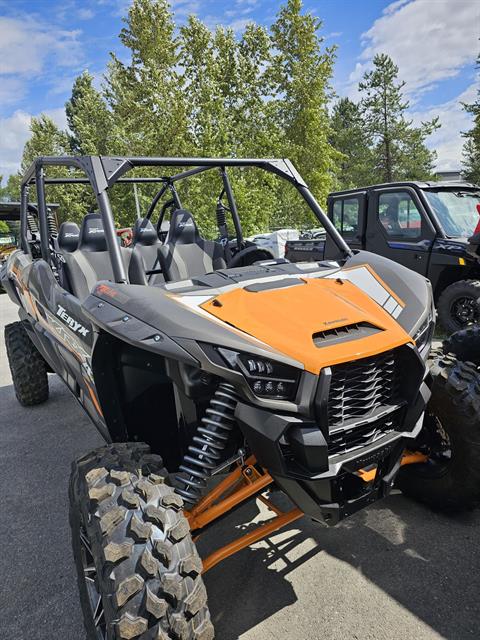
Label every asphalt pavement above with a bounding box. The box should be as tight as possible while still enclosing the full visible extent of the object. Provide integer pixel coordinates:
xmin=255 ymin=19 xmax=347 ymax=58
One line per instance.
xmin=1 ymin=293 xmax=479 ymax=640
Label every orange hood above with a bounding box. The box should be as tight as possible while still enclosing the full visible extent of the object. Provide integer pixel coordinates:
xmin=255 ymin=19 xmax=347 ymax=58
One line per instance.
xmin=201 ymin=277 xmax=412 ymax=374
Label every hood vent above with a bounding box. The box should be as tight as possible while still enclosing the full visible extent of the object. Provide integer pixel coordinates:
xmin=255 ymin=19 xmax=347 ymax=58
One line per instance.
xmin=313 ymin=322 xmax=381 ymax=348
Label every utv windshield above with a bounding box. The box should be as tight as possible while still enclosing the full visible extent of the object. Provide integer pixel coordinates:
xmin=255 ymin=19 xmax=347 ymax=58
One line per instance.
xmin=423 ymin=189 xmax=480 ymax=238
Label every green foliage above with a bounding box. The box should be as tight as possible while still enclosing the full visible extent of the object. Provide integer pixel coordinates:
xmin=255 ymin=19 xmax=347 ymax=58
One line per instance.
xmin=330 ymin=97 xmax=375 ymax=189
xmin=66 ymin=71 xmax=112 ymax=155
xmin=0 ymin=220 xmax=9 ymax=232
xmin=270 ymin=0 xmax=340 ymax=209
xmin=9 ymin=1 xmax=449 ymax=235
xmin=462 ymin=55 xmax=480 ymax=184
xmin=11 ymin=115 xmax=94 ymax=224
xmin=0 ymin=175 xmax=14 ymax=202
xmin=359 ymin=54 xmax=439 ymax=183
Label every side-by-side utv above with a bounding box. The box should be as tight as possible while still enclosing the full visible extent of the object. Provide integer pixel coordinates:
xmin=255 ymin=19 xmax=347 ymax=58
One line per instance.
xmin=2 ymin=156 xmax=480 ymax=640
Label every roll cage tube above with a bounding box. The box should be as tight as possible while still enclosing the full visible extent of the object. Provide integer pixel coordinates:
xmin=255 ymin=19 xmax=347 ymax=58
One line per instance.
xmin=34 ymin=165 xmax=51 ymax=265
xmin=20 ymin=156 xmax=352 ymax=285
xmin=20 ymin=184 xmax=30 ymax=255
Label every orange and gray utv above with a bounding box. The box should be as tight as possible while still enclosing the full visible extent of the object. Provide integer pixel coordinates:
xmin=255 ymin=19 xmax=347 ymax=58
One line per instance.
xmin=2 ymin=156 xmax=480 ymax=640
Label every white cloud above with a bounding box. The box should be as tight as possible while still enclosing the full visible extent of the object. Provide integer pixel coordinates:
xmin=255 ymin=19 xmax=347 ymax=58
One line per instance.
xmin=0 ymin=77 xmax=27 ymax=108
xmin=350 ymin=0 xmax=479 ymax=95
xmin=0 ymin=108 xmax=67 ymax=180
xmin=0 ymin=17 xmax=82 ymax=76
xmin=411 ymin=82 xmax=477 ymax=171
xmin=78 ymin=8 xmax=95 ymax=20
xmin=345 ymin=0 xmax=479 ymax=172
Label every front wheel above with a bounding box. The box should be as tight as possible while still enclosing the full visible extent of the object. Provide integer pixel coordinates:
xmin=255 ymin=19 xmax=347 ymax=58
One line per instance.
xmin=397 ymin=354 xmax=480 ymax=510
xmin=437 ymin=279 xmax=480 ymax=334
xmin=69 ymin=442 xmax=214 ymax=640
xmin=5 ymin=320 xmax=49 ymax=406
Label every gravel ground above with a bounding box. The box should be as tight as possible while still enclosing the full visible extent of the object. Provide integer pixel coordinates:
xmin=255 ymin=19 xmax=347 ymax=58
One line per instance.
xmin=1 ymin=293 xmax=479 ymax=640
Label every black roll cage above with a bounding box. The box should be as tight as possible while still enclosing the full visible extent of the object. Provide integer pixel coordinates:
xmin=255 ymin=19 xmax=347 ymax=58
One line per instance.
xmin=21 ymin=156 xmax=352 ymax=283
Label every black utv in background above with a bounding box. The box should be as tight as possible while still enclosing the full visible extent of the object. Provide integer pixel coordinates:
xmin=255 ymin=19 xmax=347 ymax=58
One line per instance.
xmin=285 ymin=181 xmax=480 ymax=333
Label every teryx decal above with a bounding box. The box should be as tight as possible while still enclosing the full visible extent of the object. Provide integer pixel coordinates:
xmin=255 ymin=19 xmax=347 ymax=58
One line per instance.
xmin=56 ymin=305 xmax=90 ymax=336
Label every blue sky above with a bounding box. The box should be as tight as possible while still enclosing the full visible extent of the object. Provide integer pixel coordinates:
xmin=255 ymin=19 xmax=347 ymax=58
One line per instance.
xmin=0 ymin=0 xmax=478 ymax=180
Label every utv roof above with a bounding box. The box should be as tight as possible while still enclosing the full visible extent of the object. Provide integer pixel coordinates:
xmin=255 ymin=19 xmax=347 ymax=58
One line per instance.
xmin=21 ymin=156 xmax=308 ymax=194
xmin=329 ymin=181 xmax=479 ymax=197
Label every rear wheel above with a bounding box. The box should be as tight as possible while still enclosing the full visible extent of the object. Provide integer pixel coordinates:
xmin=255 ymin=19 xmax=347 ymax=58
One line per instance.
xmin=397 ymin=354 xmax=480 ymax=510
xmin=4 ymin=320 xmax=49 ymax=406
xmin=69 ymin=442 xmax=214 ymax=640
xmin=437 ymin=279 xmax=480 ymax=334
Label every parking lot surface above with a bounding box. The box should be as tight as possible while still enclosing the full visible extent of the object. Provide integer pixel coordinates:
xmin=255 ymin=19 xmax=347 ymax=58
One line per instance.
xmin=1 ymin=294 xmax=480 ymax=640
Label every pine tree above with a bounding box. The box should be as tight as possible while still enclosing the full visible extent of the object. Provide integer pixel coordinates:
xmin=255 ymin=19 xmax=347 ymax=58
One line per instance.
xmin=359 ymin=53 xmax=439 ymax=182
xmin=330 ymin=97 xmax=374 ymax=189
xmin=462 ymin=55 xmax=480 ymax=184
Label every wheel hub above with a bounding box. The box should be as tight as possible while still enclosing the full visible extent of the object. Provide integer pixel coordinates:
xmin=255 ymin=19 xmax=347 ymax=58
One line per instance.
xmin=79 ymin=524 xmax=106 ymax=640
xmin=451 ymin=296 xmax=479 ymax=326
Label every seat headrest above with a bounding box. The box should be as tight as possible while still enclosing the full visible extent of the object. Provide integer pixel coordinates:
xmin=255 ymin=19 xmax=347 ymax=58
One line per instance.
xmin=167 ymin=209 xmax=201 ymax=245
xmin=133 ymin=218 xmax=158 ymax=246
xmin=58 ymin=221 xmax=80 ymax=253
xmin=79 ymin=213 xmax=107 ymax=251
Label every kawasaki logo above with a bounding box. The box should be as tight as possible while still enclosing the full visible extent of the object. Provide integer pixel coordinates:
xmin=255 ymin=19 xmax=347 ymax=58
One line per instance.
xmin=56 ymin=305 xmax=90 ymax=336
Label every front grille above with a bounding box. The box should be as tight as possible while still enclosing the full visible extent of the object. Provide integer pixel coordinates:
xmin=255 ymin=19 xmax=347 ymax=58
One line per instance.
xmin=323 ymin=349 xmax=408 ymax=457
xmin=329 ymin=413 xmax=399 ymax=456
xmin=327 ymin=349 xmax=402 ymax=428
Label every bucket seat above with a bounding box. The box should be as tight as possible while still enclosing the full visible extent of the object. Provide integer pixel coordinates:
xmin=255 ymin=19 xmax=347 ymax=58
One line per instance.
xmin=62 ymin=213 xmax=146 ymax=300
xmin=158 ymin=209 xmax=226 ymax=282
xmin=131 ymin=218 xmax=164 ymax=285
xmin=57 ymin=221 xmax=80 ymax=253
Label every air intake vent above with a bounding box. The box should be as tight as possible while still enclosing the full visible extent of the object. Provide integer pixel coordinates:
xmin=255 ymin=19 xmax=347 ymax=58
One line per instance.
xmin=313 ymin=322 xmax=381 ymax=348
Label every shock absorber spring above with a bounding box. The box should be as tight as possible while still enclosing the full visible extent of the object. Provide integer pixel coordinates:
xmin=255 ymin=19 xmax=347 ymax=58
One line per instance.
xmin=175 ymin=382 xmax=238 ymax=505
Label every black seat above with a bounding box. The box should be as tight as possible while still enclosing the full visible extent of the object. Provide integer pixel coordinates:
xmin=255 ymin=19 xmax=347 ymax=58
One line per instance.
xmin=158 ymin=209 xmax=226 ymax=282
xmin=58 ymin=221 xmax=80 ymax=253
xmin=63 ymin=213 xmax=146 ymax=300
xmin=131 ymin=218 xmax=164 ymax=285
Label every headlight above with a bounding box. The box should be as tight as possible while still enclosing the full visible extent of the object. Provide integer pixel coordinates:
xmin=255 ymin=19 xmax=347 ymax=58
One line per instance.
xmin=412 ymin=304 xmax=435 ymax=352
xmin=216 ymin=347 xmax=301 ymax=401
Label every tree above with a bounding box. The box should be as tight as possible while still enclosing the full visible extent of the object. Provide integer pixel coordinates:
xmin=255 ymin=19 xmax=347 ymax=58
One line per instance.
xmin=270 ymin=0 xmax=340 ymax=222
xmin=12 ymin=0 xmax=345 ymax=234
xmin=11 ymin=115 xmax=92 ymax=223
xmin=66 ymin=71 xmax=112 ymax=155
xmin=462 ymin=55 xmax=480 ymax=184
xmin=330 ymin=97 xmax=374 ymax=189
xmin=177 ymin=17 xmax=280 ymax=236
xmin=105 ymin=0 xmax=187 ymax=157
xmin=359 ymin=53 xmax=439 ymax=182
xmin=0 ymin=175 xmax=14 ymax=202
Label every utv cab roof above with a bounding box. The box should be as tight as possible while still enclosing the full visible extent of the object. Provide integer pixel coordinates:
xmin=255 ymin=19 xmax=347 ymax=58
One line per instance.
xmin=329 ymin=181 xmax=479 ymax=197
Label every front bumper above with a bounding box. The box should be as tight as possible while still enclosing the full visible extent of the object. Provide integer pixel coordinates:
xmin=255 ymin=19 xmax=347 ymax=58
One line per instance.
xmin=235 ymin=373 xmax=431 ymax=526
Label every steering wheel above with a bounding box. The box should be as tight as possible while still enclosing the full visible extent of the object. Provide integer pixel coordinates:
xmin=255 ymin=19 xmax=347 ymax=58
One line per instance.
xmin=155 ymin=199 xmax=175 ymax=242
xmin=227 ymin=244 xmax=275 ymax=268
